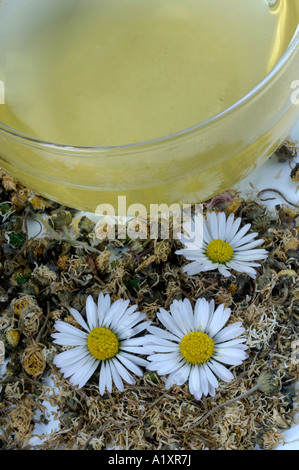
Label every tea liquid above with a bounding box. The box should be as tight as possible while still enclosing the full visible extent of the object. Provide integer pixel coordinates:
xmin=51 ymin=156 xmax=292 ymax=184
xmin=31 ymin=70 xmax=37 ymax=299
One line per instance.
xmin=0 ymin=0 xmax=298 ymax=146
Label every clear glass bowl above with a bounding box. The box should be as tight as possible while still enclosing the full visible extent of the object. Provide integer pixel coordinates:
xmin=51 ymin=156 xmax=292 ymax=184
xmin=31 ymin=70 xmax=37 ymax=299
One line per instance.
xmin=0 ymin=20 xmax=299 ymax=213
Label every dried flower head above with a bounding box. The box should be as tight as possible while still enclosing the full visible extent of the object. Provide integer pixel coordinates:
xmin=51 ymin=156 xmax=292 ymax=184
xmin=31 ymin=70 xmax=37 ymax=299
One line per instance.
xmin=8 ymin=398 xmax=34 ymax=441
xmin=18 ymin=305 xmax=43 ymax=337
xmin=5 ymin=329 xmax=20 ymax=348
xmin=256 ymin=371 xmax=280 ymax=395
xmin=11 ymin=295 xmax=38 ymax=317
xmin=22 ymin=344 xmax=46 ymax=378
xmin=95 ymin=250 xmax=111 ymax=273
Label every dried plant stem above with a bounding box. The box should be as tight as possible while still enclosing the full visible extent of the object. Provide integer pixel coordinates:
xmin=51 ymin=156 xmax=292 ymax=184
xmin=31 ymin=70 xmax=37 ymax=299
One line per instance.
xmin=256 ymin=189 xmax=299 ymax=208
xmin=181 ymin=384 xmax=259 ymax=431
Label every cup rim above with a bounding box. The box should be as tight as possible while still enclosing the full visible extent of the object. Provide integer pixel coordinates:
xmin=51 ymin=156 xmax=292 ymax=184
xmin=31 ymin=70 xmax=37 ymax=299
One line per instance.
xmin=1 ymin=25 xmax=299 ymax=152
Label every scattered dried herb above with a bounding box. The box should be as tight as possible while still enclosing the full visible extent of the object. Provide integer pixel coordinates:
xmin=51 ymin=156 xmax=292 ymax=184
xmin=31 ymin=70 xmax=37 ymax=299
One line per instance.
xmin=0 ymin=144 xmax=299 ymax=450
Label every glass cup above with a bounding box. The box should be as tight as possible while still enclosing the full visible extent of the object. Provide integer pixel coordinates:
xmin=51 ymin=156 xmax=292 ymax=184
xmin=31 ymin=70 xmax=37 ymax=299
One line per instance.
xmin=0 ymin=5 xmax=299 ymax=214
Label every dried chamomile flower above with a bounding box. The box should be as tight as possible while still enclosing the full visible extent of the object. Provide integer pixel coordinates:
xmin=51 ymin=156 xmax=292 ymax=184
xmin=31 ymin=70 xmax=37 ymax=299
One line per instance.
xmin=145 ymin=297 xmax=248 ymax=401
xmin=176 ymin=211 xmax=268 ymax=278
xmin=5 ymin=329 xmax=20 ymax=348
xmin=95 ymin=250 xmax=111 ymax=273
xmin=22 ymin=344 xmax=46 ymax=378
xmin=11 ymin=295 xmax=38 ymax=317
xmin=52 ymin=293 xmax=151 ymax=395
xmin=256 ymin=371 xmax=280 ymax=394
xmin=19 ymin=305 xmax=43 ymax=337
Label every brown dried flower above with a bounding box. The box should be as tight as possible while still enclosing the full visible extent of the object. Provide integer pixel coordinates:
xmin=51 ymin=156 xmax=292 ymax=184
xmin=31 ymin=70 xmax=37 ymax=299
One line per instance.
xmin=8 ymin=398 xmax=34 ymax=441
xmin=95 ymin=250 xmax=111 ymax=273
xmin=5 ymin=329 xmax=20 ymax=348
xmin=22 ymin=343 xmax=46 ymax=378
xmin=11 ymin=295 xmax=38 ymax=317
xmin=18 ymin=304 xmax=43 ymax=337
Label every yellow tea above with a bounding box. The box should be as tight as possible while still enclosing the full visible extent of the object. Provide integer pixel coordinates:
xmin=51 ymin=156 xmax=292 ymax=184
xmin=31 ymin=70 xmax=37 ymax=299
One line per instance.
xmin=0 ymin=0 xmax=298 ymax=146
xmin=0 ymin=0 xmax=299 ymax=213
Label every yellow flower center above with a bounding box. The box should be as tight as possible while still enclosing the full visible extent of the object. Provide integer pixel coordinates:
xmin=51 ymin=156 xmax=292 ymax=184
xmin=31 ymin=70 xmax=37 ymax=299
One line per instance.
xmin=179 ymin=331 xmax=214 ymax=365
xmin=87 ymin=327 xmax=119 ymax=361
xmin=206 ymin=239 xmax=233 ymax=264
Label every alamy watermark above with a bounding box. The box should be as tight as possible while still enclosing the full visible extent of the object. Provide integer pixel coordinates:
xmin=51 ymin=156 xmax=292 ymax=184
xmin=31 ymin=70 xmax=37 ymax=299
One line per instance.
xmin=0 ymin=80 xmax=4 ymax=104
xmin=291 ymin=80 xmax=299 ymax=105
xmin=291 ymin=340 xmax=299 ymax=365
xmin=94 ymin=197 xmax=204 ymax=246
xmin=0 ymin=340 xmax=4 ymax=365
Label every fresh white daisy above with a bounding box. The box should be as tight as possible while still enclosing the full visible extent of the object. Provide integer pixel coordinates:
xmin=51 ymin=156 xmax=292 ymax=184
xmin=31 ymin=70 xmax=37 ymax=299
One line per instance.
xmin=176 ymin=211 xmax=268 ymax=278
xmin=52 ymin=293 xmax=150 ymax=395
xmin=146 ymin=298 xmax=248 ymax=400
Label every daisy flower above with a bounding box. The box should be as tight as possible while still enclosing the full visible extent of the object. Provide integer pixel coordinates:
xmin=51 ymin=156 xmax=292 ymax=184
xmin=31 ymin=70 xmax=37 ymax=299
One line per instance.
xmin=52 ymin=293 xmax=150 ymax=395
xmin=176 ymin=211 xmax=267 ymax=278
xmin=146 ymin=298 xmax=248 ymax=400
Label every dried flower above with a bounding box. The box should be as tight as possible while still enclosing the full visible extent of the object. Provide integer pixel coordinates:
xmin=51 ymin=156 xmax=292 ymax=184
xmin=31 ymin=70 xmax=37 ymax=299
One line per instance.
xmin=32 ymin=264 xmax=57 ymax=285
xmin=18 ymin=305 xmax=43 ymax=337
xmin=11 ymin=295 xmax=38 ymax=317
xmin=10 ymin=267 xmax=32 ymax=286
xmin=5 ymin=231 xmax=26 ymax=248
xmin=256 ymin=371 xmax=280 ymax=394
xmin=73 ymin=216 xmax=95 ymax=235
xmin=50 ymin=210 xmax=73 ymax=230
xmin=8 ymin=398 xmax=34 ymax=441
xmin=145 ymin=298 xmax=248 ymax=400
xmin=5 ymin=329 xmax=20 ymax=348
xmin=290 ymin=163 xmax=299 ymax=183
xmin=22 ymin=344 xmax=46 ymax=378
xmin=95 ymin=250 xmax=111 ymax=273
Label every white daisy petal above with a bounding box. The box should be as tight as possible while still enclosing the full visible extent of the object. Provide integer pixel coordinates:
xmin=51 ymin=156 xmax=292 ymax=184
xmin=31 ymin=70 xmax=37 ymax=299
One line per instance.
xmin=189 ymin=366 xmax=200 ymax=395
xmin=166 ymin=363 xmax=191 ymax=388
xmin=194 ymin=298 xmax=210 ymax=332
xmin=213 ymin=322 xmax=245 ymax=343
xmin=229 ymin=223 xmax=251 ymax=245
xmin=61 ymin=355 xmax=96 ymax=378
xmin=71 ymin=359 xmax=99 ymax=388
xmin=54 ymin=346 xmax=90 ymax=367
xmin=157 ymin=308 xmax=185 ymax=337
xmin=53 ymin=321 xmax=88 ymax=339
xmin=214 ymin=351 xmax=247 ymax=366
xmin=198 ymin=365 xmax=209 ymax=396
xmin=206 ymin=305 xmax=231 ymax=338
xmin=203 ymin=363 xmax=219 ymax=389
xmin=109 ymin=360 xmax=124 ymax=392
xmin=217 ymin=212 xmax=227 ymax=239
xmin=105 ymin=361 xmax=113 ymax=393
xmin=231 ymin=233 xmax=260 ymax=248
xmin=86 ymin=295 xmax=98 ymax=329
xmin=223 ymin=213 xmax=235 ymax=240
xmin=225 ymin=216 xmax=242 ymax=242
xmin=97 ymin=292 xmax=111 ymax=324
xmin=112 ymin=358 xmax=135 ymax=385
xmin=69 ymin=308 xmax=90 ymax=332
xmin=52 ymin=333 xmax=87 ymax=347
xmin=147 ymin=351 xmax=182 ymax=363
xmin=117 ymin=353 xmax=144 ymax=376
xmin=147 ymin=325 xmax=179 ymax=342
xmin=118 ymin=351 xmax=149 ymax=367
xmin=99 ymin=362 xmax=108 ymax=395
xmin=208 ymin=359 xmax=234 ymax=382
